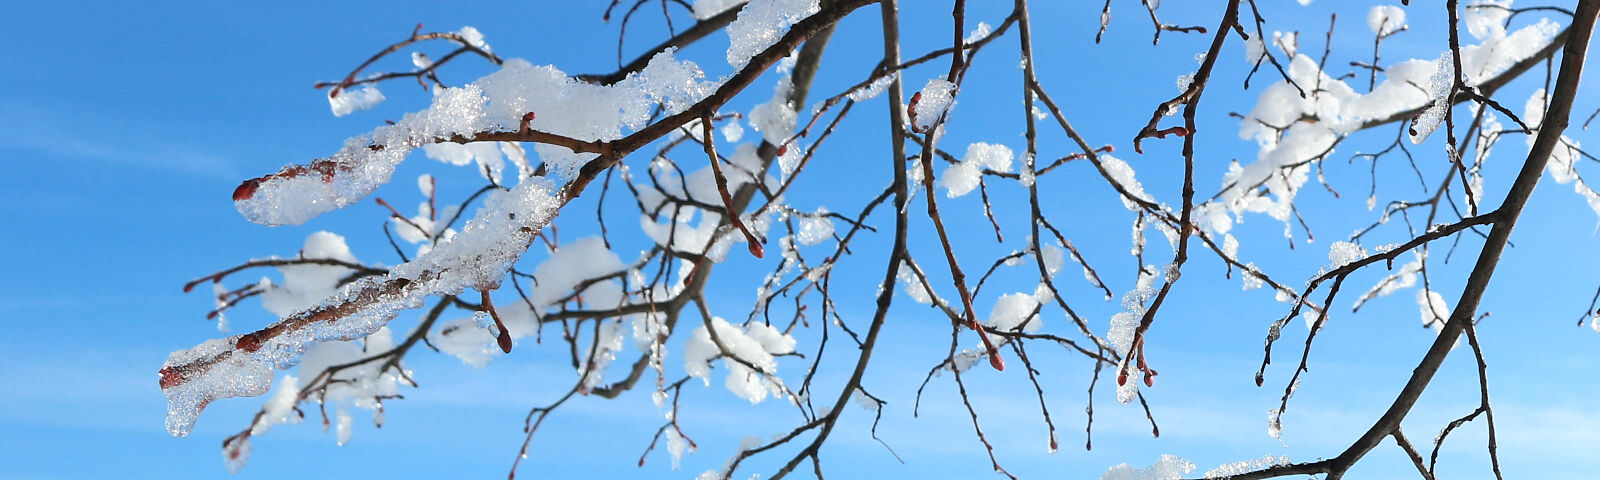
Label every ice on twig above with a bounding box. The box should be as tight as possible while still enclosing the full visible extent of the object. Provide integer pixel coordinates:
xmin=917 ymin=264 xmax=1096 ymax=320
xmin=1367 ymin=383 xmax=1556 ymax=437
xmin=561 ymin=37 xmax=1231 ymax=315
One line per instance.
xmin=329 ymin=85 xmax=384 ymax=117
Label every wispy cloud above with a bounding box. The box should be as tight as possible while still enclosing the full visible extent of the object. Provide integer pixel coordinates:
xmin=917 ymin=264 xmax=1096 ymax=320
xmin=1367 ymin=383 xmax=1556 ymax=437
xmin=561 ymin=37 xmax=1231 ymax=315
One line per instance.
xmin=0 ymin=100 xmax=241 ymax=180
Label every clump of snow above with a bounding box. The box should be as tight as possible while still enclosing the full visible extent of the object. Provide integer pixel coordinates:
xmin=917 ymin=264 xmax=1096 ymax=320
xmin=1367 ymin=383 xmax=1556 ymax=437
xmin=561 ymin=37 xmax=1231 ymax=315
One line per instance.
xmin=940 ymin=142 xmax=1013 ymax=197
xmin=1418 ymin=289 xmax=1450 ymax=333
xmin=1327 ymin=241 xmax=1366 ymax=268
xmin=721 ymin=120 xmax=745 ymax=142
xmin=692 ymin=0 xmax=743 ymax=19
xmin=457 ymin=26 xmax=490 ymax=53
xmin=912 ymin=79 xmax=957 ymax=131
xmin=329 ymin=85 xmax=385 ymax=117
xmin=795 ymin=210 xmax=834 ymax=246
xmin=750 ymin=77 xmax=797 ymax=146
xmin=250 ymin=374 xmax=302 ymax=435
xmin=724 ymin=0 xmax=820 ymax=69
xmin=1524 ymin=89 xmax=1600 ymax=219
xmin=984 ymin=292 xmax=1042 ymax=346
xmin=964 ymin=22 xmax=993 ymax=44
xmin=1226 ymin=15 xmax=1561 ymax=232
xmin=423 ymin=141 xmax=505 ymax=184
xmin=1243 ymin=35 xmax=1266 ymax=65
xmin=431 ymin=317 xmax=502 ymax=367
xmin=1367 ymin=5 xmax=1406 ymax=36
xmin=682 ymin=317 xmax=795 ymax=403
xmin=895 ymin=264 xmax=937 ymax=305
xmin=1101 ymin=454 xmax=1195 ymax=480
xmin=1101 ymin=154 xmax=1153 ymax=210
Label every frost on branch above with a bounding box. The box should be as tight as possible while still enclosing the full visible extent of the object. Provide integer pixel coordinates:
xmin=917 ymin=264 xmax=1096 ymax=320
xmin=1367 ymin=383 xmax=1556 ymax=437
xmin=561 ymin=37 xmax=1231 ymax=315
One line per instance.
xmin=1100 ymin=454 xmax=1195 ymax=480
xmin=235 ymin=52 xmax=713 ymax=226
xmin=163 ymin=177 xmax=562 ymax=437
xmin=1201 ymin=455 xmax=1290 ymax=479
xmin=1525 ymin=89 xmax=1600 ymax=219
xmin=1228 ymin=16 xmax=1560 ymax=226
xmin=724 ymin=0 xmax=820 ymax=69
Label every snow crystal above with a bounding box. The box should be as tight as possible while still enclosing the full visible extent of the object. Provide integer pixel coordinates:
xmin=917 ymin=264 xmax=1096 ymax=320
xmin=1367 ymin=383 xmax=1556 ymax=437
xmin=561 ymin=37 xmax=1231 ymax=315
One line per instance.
xmin=1366 ymin=5 xmax=1406 ymax=36
xmin=795 ymin=210 xmax=834 ymax=246
xmin=1242 ymin=262 xmax=1264 ymax=291
xmin=1204 ymin=455 xmax=1290 ymax=479
xmin=1327 ymin=241 xmax=1366 ymax=268
xmin=912 ymin=79 xmax=957 ymax=131
xmin=1101 ymin=454 xmax=1195 ymax=480
xmin=411 ymin=52 xmax=432 ymax=70
xmin=724 ymin=0 xmax=820 ymax=69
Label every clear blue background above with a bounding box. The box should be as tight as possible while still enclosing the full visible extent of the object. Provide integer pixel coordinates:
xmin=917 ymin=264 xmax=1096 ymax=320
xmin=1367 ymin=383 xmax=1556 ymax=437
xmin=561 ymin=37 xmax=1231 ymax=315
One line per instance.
xmin=2 ymin=1 xmax=1597 ymax=479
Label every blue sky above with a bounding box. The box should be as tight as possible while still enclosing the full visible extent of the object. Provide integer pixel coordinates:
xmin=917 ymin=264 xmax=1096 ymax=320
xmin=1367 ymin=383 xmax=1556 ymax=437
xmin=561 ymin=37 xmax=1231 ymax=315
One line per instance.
xmin=3 ymin=1 xmax=1598 ymax=479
